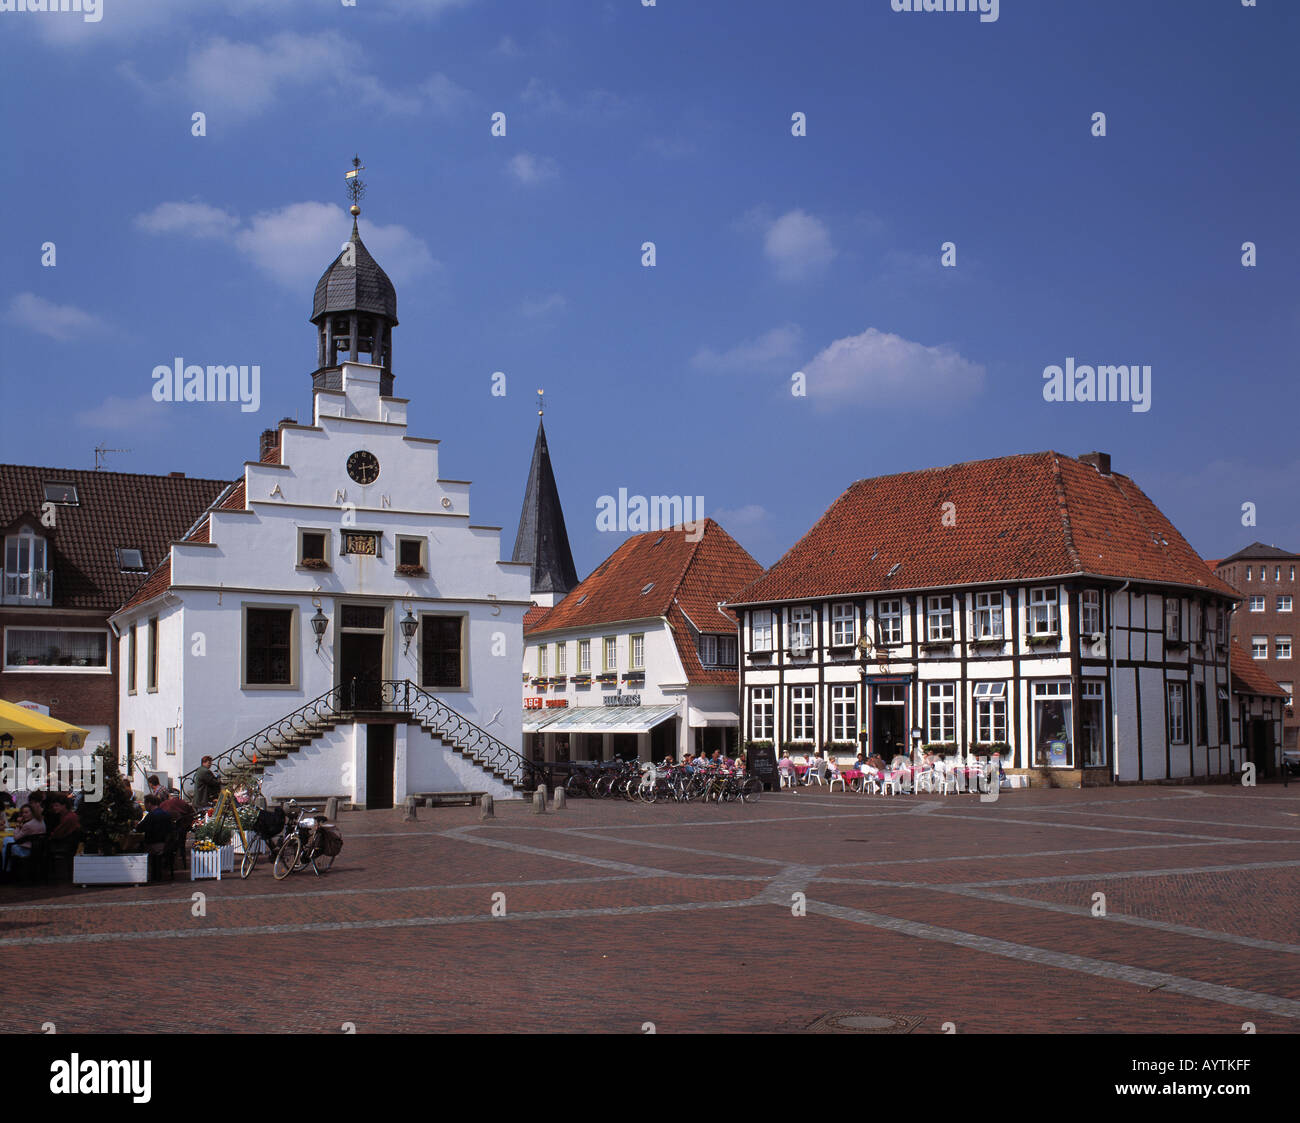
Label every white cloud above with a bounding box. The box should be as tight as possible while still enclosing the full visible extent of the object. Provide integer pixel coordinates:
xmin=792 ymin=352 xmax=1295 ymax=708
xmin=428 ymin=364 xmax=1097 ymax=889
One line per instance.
xmin=134 ymin=200 xmax=436 ymax=292
xmin=521 ymin=293 xmax=567 ymax=318
xmin=73 ymin=394 xmax=159 ymax=432
xmin=8 ymin=293 xmax=107 ymax=341
xmin=508 ymin=153 xmax=559 ymax=184
xmin=691 ymin=325 xmax=802 ymax=374
xmin=803 ymin=327 xmax=984 ymax=406
xmin=762 ymin=209 xmax=835 ymax=280
xmin=712 ymin=504 xmax=770 ymax=531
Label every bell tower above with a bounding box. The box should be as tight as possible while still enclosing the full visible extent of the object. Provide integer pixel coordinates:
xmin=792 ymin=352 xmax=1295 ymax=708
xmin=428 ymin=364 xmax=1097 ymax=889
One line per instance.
xmin=310 ymin=157 xmax=398 ymax=396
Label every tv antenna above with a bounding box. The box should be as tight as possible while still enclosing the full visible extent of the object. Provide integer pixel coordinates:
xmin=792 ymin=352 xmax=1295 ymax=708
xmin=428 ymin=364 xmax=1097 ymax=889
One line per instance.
xmin=94 ymin=444 xmax=130 ymax=471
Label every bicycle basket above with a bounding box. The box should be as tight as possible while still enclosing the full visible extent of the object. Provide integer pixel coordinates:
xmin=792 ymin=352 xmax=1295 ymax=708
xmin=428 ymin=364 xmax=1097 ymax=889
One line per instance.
xmin=254 ymin=806 xmax=285 ymax=839
xmin=315 ymin=824 xmax=343 ymax=858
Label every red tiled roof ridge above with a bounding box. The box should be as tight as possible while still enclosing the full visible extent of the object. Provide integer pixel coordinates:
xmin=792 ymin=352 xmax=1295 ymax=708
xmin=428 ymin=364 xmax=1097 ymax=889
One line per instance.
xmin=1229 ymin=640 xmax=1288 ymax=698
xmin=0 ymin=463 xmax=229 ymax=485
xmin=1049 ymin=453 xmax=1084 ymax=573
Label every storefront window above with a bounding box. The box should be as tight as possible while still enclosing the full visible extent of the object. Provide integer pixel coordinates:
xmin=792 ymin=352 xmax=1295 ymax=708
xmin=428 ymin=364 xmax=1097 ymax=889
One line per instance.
xmin=1080 ymin=681 xmax=1105 ymax=767
xmin=1033 ymin=680 xmax=1073 ymax=766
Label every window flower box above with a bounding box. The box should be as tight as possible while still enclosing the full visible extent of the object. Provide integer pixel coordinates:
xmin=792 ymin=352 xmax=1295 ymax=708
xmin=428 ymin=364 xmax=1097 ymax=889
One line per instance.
xmin=395 ymin=563 xmax=427 ymax=577
xmin=1025 ymin=634 xmax=1060 ymax=647
xmin=621 ymin=672 xmax=645 ymax=681
xmin=299 ymin=558 xmax=330 ymax=571
xmin=921 ymin=640 xmax=954 ymax=651
xmin=73 ymin=853 xmax=150 ymax=887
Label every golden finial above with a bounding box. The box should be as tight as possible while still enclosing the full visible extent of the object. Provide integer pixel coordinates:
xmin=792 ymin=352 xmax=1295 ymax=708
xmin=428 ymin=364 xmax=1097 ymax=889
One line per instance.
xmin=537 ymin=388 xmax=545 ymax=417
xmin=346 ymin=155 xmax=366 ymax=219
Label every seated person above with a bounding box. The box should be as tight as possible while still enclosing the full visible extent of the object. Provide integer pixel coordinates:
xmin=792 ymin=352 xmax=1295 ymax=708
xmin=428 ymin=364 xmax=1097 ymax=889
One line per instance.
xmin=146 ymin=774 xmax=172 ymax=801
xmin=46 ymin=796 xmax=80 ymax=843
xmin=137 ymin=795 xmax=173 ymax=857
xmin=2 ymin=804 xmax=45 ymax=872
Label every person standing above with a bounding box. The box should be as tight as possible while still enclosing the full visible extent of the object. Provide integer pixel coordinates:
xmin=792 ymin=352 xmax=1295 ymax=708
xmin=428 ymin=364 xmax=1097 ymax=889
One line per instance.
xmin=192 ymin=756 xmax=221 ymax=810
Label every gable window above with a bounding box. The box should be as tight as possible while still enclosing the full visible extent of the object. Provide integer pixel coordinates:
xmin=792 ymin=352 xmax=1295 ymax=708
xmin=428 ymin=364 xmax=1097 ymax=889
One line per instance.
xmin=578 ymin=639 xmax=591 ymax=673
xmin=117 ymin=548 xmax=146 ymax=573
xmin=147 ymin=616 xmax=159 ymax=692
xmin=717 ymin=635 xmax=737 ymax=666
xmin=699 ymin=634 xmax=717 ymax=666
xmin=752 ymin=610 xmax=773 ymax=653
xmin=1167 ymin=682 xmax=1187 ymax=744
xmin=3 ymin=528 xmax=47 ymax=600
xmin=750 ymin=687 xmax=774 ymax=741
xmin=298 ymin=529 xmax=330 ymax=568
xmin=926 ymin=596 xmax=954 ymax=642
xmin=1164 ymin=599 xmax=1182 ymax=643
xmin=790 ymin=686 xmax=815 ymax=742
xmin=421 ymin=614 xmax=464 ymax=689
xmin=1028 ymin=588 xmax=1059 ymax=636
xmin=243 ymin=606 xmax=296 ymax=688
xmin=926 ymin=682 xmax=955 ymax=743
xmin=42 ymin=482 xmax=79 ymax=505
xmin=1252 ymin=635 xmax=1267 ymax=659
xmin=876 ymin=599 xmax=902 ymax=645
xmin=831 ymin=603 xmax=855 ymax=647
xmin=973 ymin=681 xmax=1006 ymax=744
xmin=4 ymin=627 xmax=109 ymax=672
xmin=789 ymin=606 xmax=813 ymax=654
xmin=1080 ymin=590 xmax=1102 ymax=635
xmin=1250 ymin=595 xmax=1266 ymax=612
xmin=974 ymin=591 xmax=1004 ymax=640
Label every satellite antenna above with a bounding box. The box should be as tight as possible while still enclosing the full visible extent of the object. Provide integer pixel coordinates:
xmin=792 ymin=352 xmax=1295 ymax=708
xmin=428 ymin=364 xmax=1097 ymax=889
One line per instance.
xmin=94 ymin=444 xmax=130 ymax=471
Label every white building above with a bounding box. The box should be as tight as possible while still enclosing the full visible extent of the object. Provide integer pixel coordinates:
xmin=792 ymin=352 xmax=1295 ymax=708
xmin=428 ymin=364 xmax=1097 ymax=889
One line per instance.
xmin=728 ymin=452 xmax=1249 ymax=785
xmin=111 ymin=208 xmax=533 ymax=804
xmin=521 ymin=519 xmax=762 ymax=764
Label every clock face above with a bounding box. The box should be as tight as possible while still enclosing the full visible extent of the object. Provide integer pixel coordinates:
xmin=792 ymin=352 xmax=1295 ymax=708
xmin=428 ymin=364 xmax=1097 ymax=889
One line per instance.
xmin=347 ymin=450 xmax=380 ymax=485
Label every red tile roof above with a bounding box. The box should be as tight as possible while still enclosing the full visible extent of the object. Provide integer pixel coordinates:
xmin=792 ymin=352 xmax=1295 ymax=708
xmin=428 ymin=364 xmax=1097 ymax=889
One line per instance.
xmin=1230 ymin=640 xmax=1288 ymax=699
xmin=0 ymin=465 xmax=228 ymax=612
xmin=731 ymin=451 xmax=1238 ymax=606
xmin=525 ymin=519 xmax=762 ymax=685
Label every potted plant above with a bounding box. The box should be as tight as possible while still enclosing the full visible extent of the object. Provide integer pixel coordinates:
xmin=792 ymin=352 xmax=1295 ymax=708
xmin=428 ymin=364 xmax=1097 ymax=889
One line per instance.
xmin=395 ymin=563 xmax=426 ymax=577
xmin=300 ymin=557 xmax=330 ymax=571
xmin=74 ymin=746 xmax=151 ymax=886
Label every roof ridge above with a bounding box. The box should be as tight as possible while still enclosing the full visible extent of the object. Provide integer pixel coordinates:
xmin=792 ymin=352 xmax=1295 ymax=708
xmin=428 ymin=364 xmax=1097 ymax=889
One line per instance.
xmin=1050 ymin=453 xmax=1085 ymax=573
xmin=0 ymin=463 xmax=231 ymax=484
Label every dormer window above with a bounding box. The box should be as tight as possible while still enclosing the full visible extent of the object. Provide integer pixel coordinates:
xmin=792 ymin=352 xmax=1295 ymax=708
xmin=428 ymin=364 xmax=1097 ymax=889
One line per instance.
xmin=3 ymin=528 xmax=49 ymax=602
xmin=43 ymin=482 xmax=79 ymax=506
xmin=117 ymin=548 xmax=146 ymax=572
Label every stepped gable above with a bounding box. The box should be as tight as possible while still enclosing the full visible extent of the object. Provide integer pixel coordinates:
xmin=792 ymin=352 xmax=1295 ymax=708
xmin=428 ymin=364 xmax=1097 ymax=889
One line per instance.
xmin=731 ymin=451 xmax=1237 ymax=605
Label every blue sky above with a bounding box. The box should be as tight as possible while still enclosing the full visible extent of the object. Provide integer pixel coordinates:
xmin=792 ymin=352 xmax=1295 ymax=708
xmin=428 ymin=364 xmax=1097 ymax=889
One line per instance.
xmin=2 ymin=0 xmax=1297 ymax=576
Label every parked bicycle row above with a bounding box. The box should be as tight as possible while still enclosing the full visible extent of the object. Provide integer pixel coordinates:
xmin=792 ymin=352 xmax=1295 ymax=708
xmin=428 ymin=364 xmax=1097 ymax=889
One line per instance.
xmin=562 ymin=757 xmax=763 ymax=804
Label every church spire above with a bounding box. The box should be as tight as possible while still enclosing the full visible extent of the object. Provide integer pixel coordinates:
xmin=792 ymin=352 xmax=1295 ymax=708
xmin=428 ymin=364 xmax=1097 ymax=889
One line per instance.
xmin=512 ymin=391 xmax=579 ymax=605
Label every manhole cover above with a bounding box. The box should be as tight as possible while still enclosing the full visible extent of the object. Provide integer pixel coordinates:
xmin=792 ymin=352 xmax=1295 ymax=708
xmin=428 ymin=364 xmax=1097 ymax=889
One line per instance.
xmin=804 ymin=1010 xmax=923 ymax=1034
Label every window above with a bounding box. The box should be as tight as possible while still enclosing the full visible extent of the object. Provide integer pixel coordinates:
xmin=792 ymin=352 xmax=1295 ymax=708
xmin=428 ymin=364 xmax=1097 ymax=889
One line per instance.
xmin=244 ymin=607 xmax=294 ymax=687
xmin=831 ymin=685 xmax=858 ymax=743
xmin=631 ymin=634 xmax=645 ymax=670
xmin=699 ymin=635 xmax=717 ymax=666
xmin=876 ymin=599 xmax=903 ymax=645
xmin=1032 ymin=681 xmax=1073 ymax=766
xmin=1189 ymin=602 xmax=1203 ymax=642
xmin=1279 ymin=596 xmax=1293 ymax=613
xmin=1167 ymin=682 xmax=1187 ymax=744
xmin=926 ymin=596 xmax=954 ymax=642
xmin=831 ymin=603 xmax=855 ymax=647
xmin=1217 ymin=607 xmax=1227 ymax=644
xmin=117 ymin=548 xmax=146 ymax=572
xmin=752 ymin=610 xmax=773 ymax=653
xmin=1277 ymin=567 xmax=1283 ymax=583
xmin=556 ymin=643 xmax=567 ymax=675
xmin=717 ymin=636 xmax=737 ymax=666
xmin=578 ymin=640 xmax=591 ymax=673
xmin=147 ymin=616 xmax=159 ymax=692
xmin=165 ymin=726 xmax=177 ymax=757
xmin=1292 ymin=567 xmax=1296 ymax=583
xmin=790 ymin=686 xmax=816 ymax=742
xmin=1080 ymin=590 xmax=1101 ymax=635
xmin=1080 ymin=681 xmax=1105 ymax=767
xmin=421 ymin=615 xmax=464 ymax=689
xmin=973 ymin=681 xmax=1007 ymax=744
xmin=128 ymin=625 xmax=137 ymax=692
xmin=974 ymin=591 xmax=1004 ymax=640
xmin=538 ymin=645 xmax=549 ymax=677
xmin=3 ymin=529 xmax=47 ymax=599
xmin=42 ymin=482 xmax=79 ymax=505
xmin=926 ymin=682 xmax=955 ymax=743
xmin=1028 ymin=588 xmax=1059 ymax=636
xmin=1246 ymin=566 xmax=1252 ymax=581
xmin=299 ymin=529 xmax=329 ymax=567
xmin=1278 ymin=636 xmax=1293 ymax=660
xmin=1252 ymin=636 xmax=1268 ymax=659
xmin=1164 ymin=599 xmax=1182 ymax=643
xmin=1250 ymin=596 xmax=1266 ymax=612
xmin=789 ymin=606 xmax=813 ymax=654
xmin=1278 ymin=682 xmax=1294 ymax=707
xmin=4 ymin=628 xmax=109 ymax=671
xmin=397 ymin=536 xmax=426 ymax=570
xmin=603 ymin=636 xmax=617 ymax=671
xmin=750 ymin=687 xmax=774 ymax=741
xmin=1196 ymin=682 xmax=1207 ymax=746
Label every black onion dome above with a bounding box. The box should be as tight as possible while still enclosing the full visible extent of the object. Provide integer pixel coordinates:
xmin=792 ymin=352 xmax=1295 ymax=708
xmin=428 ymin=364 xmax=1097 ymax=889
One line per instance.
xmin=311 ymin=220 xmax=398 ymax=324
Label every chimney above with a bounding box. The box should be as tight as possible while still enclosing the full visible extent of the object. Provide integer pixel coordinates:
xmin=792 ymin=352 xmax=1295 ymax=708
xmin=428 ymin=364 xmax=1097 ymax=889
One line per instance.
xmin=259 ymin=429 xmax=279 ymax=460
xmin=168 ymin=471 xmax=186 ymax=478
xmin=1079 ymin=451 xmax=1111 ymax=476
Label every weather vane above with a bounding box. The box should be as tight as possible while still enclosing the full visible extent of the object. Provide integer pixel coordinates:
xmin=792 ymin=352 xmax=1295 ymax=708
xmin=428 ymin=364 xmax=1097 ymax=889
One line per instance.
xmin=346 ymin=155 xmax=366 ymax=215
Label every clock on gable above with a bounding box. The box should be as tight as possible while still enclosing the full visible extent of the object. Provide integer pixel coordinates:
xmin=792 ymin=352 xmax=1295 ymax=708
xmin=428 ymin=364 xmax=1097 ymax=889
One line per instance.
xmin=347 ymin=450 xmax=380 ymax=485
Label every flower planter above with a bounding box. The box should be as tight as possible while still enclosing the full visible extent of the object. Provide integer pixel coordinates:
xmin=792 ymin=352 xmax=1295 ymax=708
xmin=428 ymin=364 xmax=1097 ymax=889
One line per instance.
xmin=74 ymin=853 xmax=150 ymax=887
xmin=231 ymin=835 xmax=266 ymax=857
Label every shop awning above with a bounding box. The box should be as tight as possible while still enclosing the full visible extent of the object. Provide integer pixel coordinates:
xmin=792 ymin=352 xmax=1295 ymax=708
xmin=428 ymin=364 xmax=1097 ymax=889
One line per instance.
xmin=523 ymin=704 xmax=678 ymax=734
xmin=0 ymin=700 xmax=90 ymax=752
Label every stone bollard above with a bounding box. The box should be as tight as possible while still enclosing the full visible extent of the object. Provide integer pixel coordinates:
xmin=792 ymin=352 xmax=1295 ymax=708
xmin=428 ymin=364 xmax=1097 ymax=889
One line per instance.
xmin=480 ymin=794 xmax=495 ymax=820
xmin=553 ymin=786 xmax=567 ymax=811
xmin=532 ymin=789 xmax=547 ymax=814
xmin=324 ymin=796 xmax=339 ymax=820
xmin=402 ymin=795 xmax=417 ymax=822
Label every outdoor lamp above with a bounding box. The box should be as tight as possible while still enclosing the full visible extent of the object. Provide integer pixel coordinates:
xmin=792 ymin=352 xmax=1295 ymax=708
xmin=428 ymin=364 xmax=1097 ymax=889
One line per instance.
xmin=400 ymin=606 xmax=419 ymax=653
xmin=310 ymin=599 xmax=329 ymax=651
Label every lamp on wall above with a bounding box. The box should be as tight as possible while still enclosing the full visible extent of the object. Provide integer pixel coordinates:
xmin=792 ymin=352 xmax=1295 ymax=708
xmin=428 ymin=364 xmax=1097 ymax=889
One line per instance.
xmin=400 ymin=605 xmax=419 ymax=654
xmin=310 ymin=598 xmax=329 ymax=651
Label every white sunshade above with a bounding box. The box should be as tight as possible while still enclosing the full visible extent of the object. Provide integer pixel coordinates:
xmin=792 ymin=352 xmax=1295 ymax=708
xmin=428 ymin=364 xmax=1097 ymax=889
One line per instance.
xmin=522 ymin=704 xmax=678 ymax=734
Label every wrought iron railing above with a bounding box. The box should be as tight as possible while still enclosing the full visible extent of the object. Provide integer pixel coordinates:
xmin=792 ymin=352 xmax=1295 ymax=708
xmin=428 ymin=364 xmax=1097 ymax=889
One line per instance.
xmin=184 ymin=679 xmax=531 ymax=798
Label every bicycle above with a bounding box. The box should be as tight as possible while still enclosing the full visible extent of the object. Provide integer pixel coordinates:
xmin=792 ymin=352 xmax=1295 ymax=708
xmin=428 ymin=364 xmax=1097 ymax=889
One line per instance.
xmin=272 ymin=802 xmax=342 ymax=879
xmin=238 ymin=804 xmax=285 ymax=879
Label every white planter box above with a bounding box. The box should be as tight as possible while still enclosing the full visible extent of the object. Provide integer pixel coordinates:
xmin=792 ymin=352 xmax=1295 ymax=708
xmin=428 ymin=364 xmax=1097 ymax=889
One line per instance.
xmin=74 ymin=854 xmax=150 ymax=887
xmin=231 ymin=835 xmax=266 ymax=857
xmin=220 ymin=843 xmax=234 ymax=872
xmin=191 ymin=849 xmax=223 ymax=880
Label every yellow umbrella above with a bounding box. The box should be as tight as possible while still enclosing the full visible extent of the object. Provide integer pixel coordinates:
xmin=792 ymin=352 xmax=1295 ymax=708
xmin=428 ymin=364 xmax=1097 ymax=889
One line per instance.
xmin=0 ymin=699 xmax=91 ymax=752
